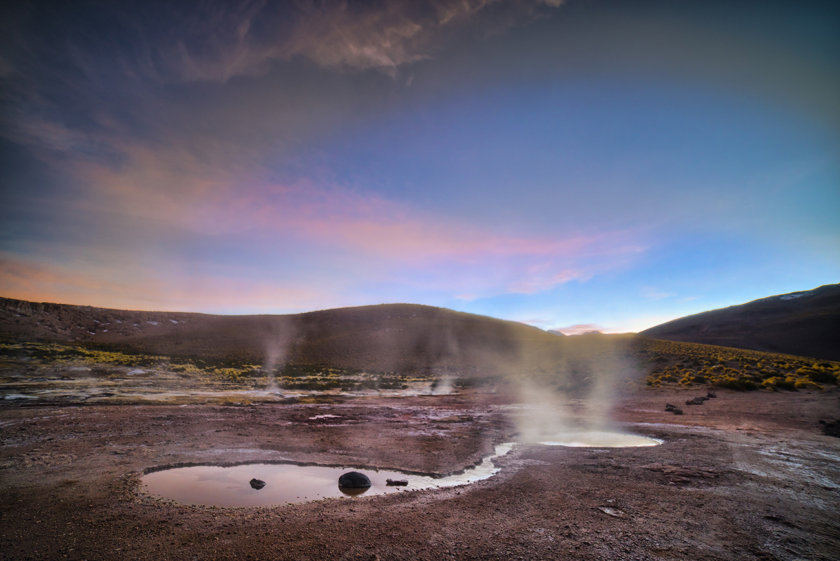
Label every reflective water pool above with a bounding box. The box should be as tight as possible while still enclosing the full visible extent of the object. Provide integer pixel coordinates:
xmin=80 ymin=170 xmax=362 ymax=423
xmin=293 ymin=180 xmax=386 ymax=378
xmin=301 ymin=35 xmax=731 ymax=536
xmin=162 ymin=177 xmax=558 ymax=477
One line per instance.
xmin=538 ymin=431 xmax=662 ymax=447
xmin=141 ymin=443 xmax=514 ymax=507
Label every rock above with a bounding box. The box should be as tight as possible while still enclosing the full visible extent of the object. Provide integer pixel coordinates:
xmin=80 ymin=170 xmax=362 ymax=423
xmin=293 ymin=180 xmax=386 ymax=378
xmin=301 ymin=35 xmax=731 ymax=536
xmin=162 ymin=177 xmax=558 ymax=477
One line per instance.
xmin=249 ymin=478 xmax=266 ymax=490
xmin=819 ymin=419 xmax=840 ymax=437
xmin=665 ymin=403 xmax=676 ymax=411
xmin=685 ymin=397 xmax=707 ymax=405
xmin=706 ymin=390 xmax=717 ymax=398
xmin=338 ymin=471 xmax=371 ymax=489
xmin=386 ymin=479 xmax=408 ymax=486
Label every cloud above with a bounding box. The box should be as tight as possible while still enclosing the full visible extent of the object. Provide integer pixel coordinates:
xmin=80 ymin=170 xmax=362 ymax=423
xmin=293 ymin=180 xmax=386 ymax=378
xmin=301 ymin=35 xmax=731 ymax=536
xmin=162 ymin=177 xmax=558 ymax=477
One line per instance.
xmin=0 ymin=254 xmax=113 ymax=303
xmin=155 ymin=0 xmax=565 ymax=80
xmin=550 ymin=323 xmax=605 ymax=336
xmin=0 ymin=1 xmax=567 ymax=91
xmin=0 ymin=0 xmax=650 ymax=313
xmin=0 ymin=252 xmax=340 ymax=313
xmin=59 ymin=135 xmax=647 ymax=295
xmin=515 ymin=317 xmax=555 ymax=328
xmin=265 ymin=0 xmax=564 ymax=76
xmin=641 ymin=287 xmax=674 ymax=301
xmin=507 ymin=267 xmax=591 ymax=295
xmin=2 ymin=124 xmax=649 ymax=310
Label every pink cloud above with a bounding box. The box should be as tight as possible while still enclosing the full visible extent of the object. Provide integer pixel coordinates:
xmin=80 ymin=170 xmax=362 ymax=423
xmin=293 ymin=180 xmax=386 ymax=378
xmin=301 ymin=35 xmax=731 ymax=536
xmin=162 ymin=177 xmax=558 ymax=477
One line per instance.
xmin=72 ymin=143 xmax=641 ymax=268
xmin=0 ymin=253 xmax=339 ymax=313
xmin=37 ymin=137 xmax=650 ymax=306
xmin=550 ymin=323 xmax=605 ymax=336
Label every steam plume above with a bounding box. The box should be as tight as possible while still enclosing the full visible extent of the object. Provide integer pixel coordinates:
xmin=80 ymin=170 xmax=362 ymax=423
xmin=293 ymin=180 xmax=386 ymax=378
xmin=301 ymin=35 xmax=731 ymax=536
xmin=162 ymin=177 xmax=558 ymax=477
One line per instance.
xmin=263 ymin=322 xmax=295 ymax=394
xmin=513 ymin=335 xmax=633 ymax=443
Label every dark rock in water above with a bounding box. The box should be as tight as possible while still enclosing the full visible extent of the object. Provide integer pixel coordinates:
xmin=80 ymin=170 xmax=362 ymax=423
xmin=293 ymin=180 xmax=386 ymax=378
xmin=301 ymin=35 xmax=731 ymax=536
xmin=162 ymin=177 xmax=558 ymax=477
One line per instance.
xmin=386 ymin=479 xmax=408 ymax=486
xmin=338 ymin=471 xmax=371 ymax=489
xmin=665 ymin=403 xmax=676 ymax=412
xmin=819 ymin=419 xmax=840 ymax=437
xmin=249 ymin=478 xmax=266 ymax=490
xmin=685 ymin=396 xmax=707 ymax=405
xmin=672 ymin=407 xmax=684 ymax=415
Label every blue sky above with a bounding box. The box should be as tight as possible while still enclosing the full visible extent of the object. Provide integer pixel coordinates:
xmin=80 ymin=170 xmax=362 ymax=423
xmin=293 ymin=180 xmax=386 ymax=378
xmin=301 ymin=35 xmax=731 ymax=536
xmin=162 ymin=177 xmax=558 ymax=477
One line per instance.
xmin=1 ymin=0 xmax=838 ymax=332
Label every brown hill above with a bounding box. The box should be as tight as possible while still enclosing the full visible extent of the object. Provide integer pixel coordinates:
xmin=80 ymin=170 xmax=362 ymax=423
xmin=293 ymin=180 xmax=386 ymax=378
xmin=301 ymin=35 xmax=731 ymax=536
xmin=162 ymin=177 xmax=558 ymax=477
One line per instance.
xmin=0 ymin=297 xmax=568 ymax=375
xmin=640 ymin=284 xmax=840 ymax=361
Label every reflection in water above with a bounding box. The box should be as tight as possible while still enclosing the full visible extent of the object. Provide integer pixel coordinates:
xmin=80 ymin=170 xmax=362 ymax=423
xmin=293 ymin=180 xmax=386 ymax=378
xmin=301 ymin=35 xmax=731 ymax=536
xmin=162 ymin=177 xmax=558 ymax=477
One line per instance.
xmin=538 ymin=431 xmax=661 ymax=447
xmin=142 ymin=443 xmax=513 ymax=507
xmin=338 ymin=486 xmax=368 ymax=497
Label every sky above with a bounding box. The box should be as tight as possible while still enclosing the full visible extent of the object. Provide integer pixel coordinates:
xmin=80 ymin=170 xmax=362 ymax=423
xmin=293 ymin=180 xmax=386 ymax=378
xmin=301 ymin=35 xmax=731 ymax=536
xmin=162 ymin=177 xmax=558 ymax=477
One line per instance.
xmin=1 ymin=0 xmax=838 ymax=333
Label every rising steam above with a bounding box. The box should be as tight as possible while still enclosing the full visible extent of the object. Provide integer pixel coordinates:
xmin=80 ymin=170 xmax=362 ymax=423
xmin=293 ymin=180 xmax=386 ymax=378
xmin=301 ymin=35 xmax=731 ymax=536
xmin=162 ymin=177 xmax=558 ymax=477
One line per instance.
xmin=253 ymin=307 xmax=648 ymax=447
xmin=512 ymin=335 xmax=639 ymax=444
xmin=262 ymin=322 xmax=295 ymax=394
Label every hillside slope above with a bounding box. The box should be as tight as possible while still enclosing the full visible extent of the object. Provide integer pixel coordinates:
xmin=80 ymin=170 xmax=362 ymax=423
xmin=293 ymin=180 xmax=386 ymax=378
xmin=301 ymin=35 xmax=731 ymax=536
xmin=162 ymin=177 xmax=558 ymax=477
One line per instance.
xmin=0 ymin=298 xmax=566 ymax=375
xmin=641 ymin=284 xmax=840 ymax=361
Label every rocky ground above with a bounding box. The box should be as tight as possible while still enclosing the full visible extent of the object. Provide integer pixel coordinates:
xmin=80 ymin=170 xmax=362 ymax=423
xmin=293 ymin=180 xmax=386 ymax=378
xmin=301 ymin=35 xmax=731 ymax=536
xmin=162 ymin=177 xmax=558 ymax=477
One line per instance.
xmin=1 ymin=388 xmax=839 ymax=560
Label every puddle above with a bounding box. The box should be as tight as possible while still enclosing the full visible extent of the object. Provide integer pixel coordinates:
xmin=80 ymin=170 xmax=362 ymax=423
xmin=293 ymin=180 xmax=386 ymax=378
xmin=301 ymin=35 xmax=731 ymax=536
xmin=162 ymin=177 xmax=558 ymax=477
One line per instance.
xmin=141 ymin=443 xmax=514 ymax=507
xmin=537 ymin=431 xmax=661 ymax=447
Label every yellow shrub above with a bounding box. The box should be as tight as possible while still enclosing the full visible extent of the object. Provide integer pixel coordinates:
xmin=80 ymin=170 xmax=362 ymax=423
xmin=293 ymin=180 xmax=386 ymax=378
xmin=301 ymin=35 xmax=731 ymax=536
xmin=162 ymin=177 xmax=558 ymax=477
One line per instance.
xmin=794 ymin=379 xmax=822 ymax=390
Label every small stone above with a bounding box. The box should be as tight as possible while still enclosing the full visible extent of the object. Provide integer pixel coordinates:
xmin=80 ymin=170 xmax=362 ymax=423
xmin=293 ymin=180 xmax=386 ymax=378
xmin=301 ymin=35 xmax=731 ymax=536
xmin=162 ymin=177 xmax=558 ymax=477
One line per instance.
xmin=249 ymin=478 xmax=266 ymax=490
xmin=597 ymin=506 xmax=626 ymax=518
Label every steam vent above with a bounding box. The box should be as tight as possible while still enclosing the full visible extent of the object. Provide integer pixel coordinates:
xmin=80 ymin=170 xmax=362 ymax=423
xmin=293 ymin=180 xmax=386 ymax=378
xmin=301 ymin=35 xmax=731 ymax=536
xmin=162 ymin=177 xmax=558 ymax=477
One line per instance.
xmin=338 ymin=471 xmax=371 ymax=489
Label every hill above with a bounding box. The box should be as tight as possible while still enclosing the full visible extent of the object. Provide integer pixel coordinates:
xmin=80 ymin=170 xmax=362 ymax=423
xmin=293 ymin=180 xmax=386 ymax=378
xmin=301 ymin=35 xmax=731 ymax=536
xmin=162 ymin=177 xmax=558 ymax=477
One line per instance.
xmin=0 ymin=297 xmax=567 ymax=375
xmin=641 ymin=284 xmax=840 ymax=361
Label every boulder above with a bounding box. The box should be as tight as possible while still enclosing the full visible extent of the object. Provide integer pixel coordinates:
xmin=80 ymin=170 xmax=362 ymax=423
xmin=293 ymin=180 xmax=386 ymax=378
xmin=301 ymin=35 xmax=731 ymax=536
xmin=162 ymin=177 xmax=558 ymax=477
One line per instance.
xmin=249 ymin=478 xmax=266 ymax=490
xmin=338 ymin=471 xmax=371 ymax=489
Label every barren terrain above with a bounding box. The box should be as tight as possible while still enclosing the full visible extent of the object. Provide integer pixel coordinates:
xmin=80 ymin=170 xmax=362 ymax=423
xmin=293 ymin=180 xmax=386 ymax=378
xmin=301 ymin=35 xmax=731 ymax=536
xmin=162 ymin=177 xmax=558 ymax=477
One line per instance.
xmin=2 ymin=388 xmax=838 ymax=560
xmin=2 ymin=297 xmax=839 ymax=559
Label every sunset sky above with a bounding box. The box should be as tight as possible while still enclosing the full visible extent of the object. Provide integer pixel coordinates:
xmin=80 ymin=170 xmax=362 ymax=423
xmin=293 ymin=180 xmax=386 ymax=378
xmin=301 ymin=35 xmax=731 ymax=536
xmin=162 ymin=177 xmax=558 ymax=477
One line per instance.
xmin=1 ymin=0 xmax=838 ymax=333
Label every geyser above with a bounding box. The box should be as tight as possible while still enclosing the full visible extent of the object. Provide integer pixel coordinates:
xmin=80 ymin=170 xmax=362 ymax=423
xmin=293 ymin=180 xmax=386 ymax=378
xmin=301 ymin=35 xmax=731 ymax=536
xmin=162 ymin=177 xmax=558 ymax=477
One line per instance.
xmin=512 ymin=335 xmax=656 ymax=448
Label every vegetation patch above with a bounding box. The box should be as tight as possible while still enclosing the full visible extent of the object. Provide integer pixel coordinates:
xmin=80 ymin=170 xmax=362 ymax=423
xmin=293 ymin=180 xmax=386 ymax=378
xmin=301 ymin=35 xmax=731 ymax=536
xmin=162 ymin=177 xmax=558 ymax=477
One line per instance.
xmin=5 ymin=339 xmax=838 ymax=397
xmin=273 ymin=363 xmax=431 ymax=391
xmin=0 ymin=342 xmax=168 ymax=367
xmin=0 ymin=343 xmax=439 ymax=396
xmin=636 ymin=338 xmax=840 ymax=391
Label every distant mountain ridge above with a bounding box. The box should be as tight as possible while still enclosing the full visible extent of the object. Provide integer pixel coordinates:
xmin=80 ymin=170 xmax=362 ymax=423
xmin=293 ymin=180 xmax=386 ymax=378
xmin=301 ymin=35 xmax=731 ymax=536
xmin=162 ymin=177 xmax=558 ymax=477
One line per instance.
xmin=641 ymin=284 xmax=840 ymax=361
xmin=0 ymin=297 xmax=567 ymax=375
